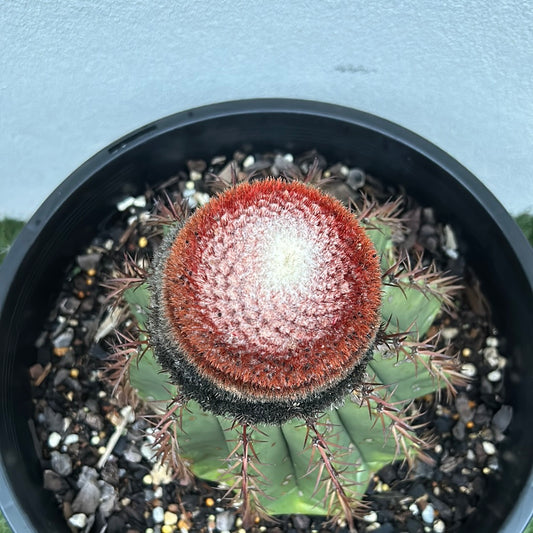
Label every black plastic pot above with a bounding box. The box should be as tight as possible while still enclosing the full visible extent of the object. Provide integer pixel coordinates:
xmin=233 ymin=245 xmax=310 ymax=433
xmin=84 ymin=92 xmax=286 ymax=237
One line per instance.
xmin=1 ymin=99 xmax=532 ymax=532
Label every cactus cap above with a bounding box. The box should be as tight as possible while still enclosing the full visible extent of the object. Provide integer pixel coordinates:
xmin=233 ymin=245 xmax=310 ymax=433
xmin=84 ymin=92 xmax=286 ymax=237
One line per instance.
xmin=150 ymin=179 xmax=382 ymax=423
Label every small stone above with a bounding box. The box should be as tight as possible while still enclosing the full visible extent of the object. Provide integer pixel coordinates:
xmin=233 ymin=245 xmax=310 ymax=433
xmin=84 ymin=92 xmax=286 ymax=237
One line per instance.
xmin=194 ymin=191 xmax=211 ymax=206
xmin=68 ymin=513 xmax=88 ymax=529
xmin=72 ymin=480 xmax=101 ymax=514
xmin=452 ymin=421 xmax=466 ymax=440
xmin=216 ymin=510 xmax=235 ymax=532
xmin=363 ymin=510 xmax=378 ymax=522
xmin=455 ymin=394 xmax=473 ymax=422
xmin=64 ymin=434 xmax=79 ymax=446
xmin=486 ymin=336 xmax=499 ymax=347
xmin=52 ymin=328 xmax=74 ymax=348
xmin=138 ymin=236 xmax=148 ymax=248
xmin=291 ymin=514 xmax=311 ymax=529
xmin=242 ymin=155 xmax=255 ymax=168
xmin=164 ymin=511 xmax=178 ymax=525
xmin=152 ymin=506 xmax=165 ymax=523
xmin=483 ymin=347 xmax=500 ymax=368
xmin=190 ymin=170 xmax=203 ymax=181
xmin=143 ymin=474 xmax=153 ymax=485
xmin=123 ymin=443 xmax=142 ymax=463
xmin=487 ymin=369 xmax=502 ymax=382
xmin=77 ymin=253 xmax=101 ymax=271
xmin=117 ymin=196 xmax=135 ymax=211
xmin=487 ymin=456 xmax=499 ymax=471
xmin=43 ymin=469 xmax=68 ymax=492
xmin=77 ymin=466 xmax=98 ymax=488
xmin=141 ymin=441 xmax=156 ymax=460
xmin=98 ymin=480 xmax=117 ymax=518
xmin=150 ymin=460 xmax=173 ymax=485
xmin=133 ymin=195 xmax=147 ymax=208
xmin=492 ymin=405 xmax=513 ymax=433
xmin=441 ymin=327 xmax=459 ymax=341
xmin=346 ymin=168 xmax=365 ymax=190
xmin=462 ymin=347 xmax=472 ymax=357
xmin=29 ymin=363 xmax=44 ymax=380
xmin=482 ymin=441 xmax=496 ymax=455
xmin=50 ymin=451 xmax=72 ymax=476
xmin=433 ymin=519 xmax=446 ymax=532
xmin=421 ymin=504 xmax=435 ymax=524
xmin=461 ymin=363 xmax=477 ymax=377
xmin=83 ymin=412 xmax=104 ymax=431
xmin=47 ymin=431 xmax=61 ymax=449
xmin=161 ymin=526 xmax=174 ymax=533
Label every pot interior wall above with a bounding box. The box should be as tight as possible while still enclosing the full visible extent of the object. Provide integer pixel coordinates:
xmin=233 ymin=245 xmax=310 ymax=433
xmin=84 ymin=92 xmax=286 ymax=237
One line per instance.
xmin=1 ymin=103 xmax=531 ymax=532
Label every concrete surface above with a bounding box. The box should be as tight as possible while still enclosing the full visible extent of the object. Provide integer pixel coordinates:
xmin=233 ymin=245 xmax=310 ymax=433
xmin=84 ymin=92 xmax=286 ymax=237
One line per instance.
xmin=1 ymin=1 xmax=532 ymax=219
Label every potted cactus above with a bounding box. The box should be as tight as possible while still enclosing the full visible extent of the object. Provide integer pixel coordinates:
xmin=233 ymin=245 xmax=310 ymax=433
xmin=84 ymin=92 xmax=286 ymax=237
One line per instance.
xmin=105 ymin=173 xmax=462 ymax=530
xmin=0 ymin=100 xmax=532 ymax=533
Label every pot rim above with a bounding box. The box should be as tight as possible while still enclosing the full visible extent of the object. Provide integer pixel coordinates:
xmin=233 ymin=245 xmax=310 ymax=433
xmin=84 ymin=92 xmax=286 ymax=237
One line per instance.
xmin=1 ymin=98 xmax=532 ymax=533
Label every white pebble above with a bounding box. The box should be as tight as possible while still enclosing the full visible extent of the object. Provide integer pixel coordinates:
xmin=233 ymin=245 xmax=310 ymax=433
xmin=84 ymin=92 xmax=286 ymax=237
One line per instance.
xmin=409 ymin=502 xmax=419 ymax=515
xmin=68 ymin=513 xmax=88 ymax=529
xmin=133 ymin=195 xmax=147 ymax=207
xmin=154 ymin=485 xmax=163 ymax=498
xmin=283 ymin=153 xmax=294 ymax=162
xmin=164 ymin=511 xmax=178 ymax=525
xmin=461 ymin=363 xmax=477 ymax=377
xmin=190 ymin=170 xmax=203 ymax=181
xmin=185 ymin=180 xmax=195 ymax=190
xmin=487 ymin=369 xmax=502 ymax=382
xmin=194 ymin=191 xmax=211 ymax=207
xmin=482 ymin=441 xmax=497 ymax=455
xmin=486 ymin=336 xmax=499 ymax=347
xmin=90 ymin=435 xmax=100 ymax=446
xmin=483 ymin=347 xmax=500 ymax=368
xmin=434 ymin=518 xmax=446 ymax=533
xmin=117 ymin=196 xmax=135 ymax=211
xmin=47 ymin=432 xmax=61 ymax=449
xmin=242 ymin=155 xmax=255 ymax=168
xmin=363 ymin=510 xmax=378 ymax=522
xmin=64 ymin=434 xmax=79 ymax=445
xmin=441 ymin=327 xmax=459 ymax=341
xmin=152 ymin=506 xmax=164 ymax=524
xmin=422 ymin=504 xmax=435 ymax=524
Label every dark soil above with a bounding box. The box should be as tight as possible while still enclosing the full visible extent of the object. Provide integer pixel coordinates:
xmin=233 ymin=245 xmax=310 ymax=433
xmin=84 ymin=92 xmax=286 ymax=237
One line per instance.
xmin=29 ymin=150 xmax=512 ymax=533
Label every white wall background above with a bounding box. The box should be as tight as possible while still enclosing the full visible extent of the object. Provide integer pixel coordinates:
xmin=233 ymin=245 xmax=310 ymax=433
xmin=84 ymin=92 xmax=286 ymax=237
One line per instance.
xmin=1 ymin=1 xmax=532 ymax=220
